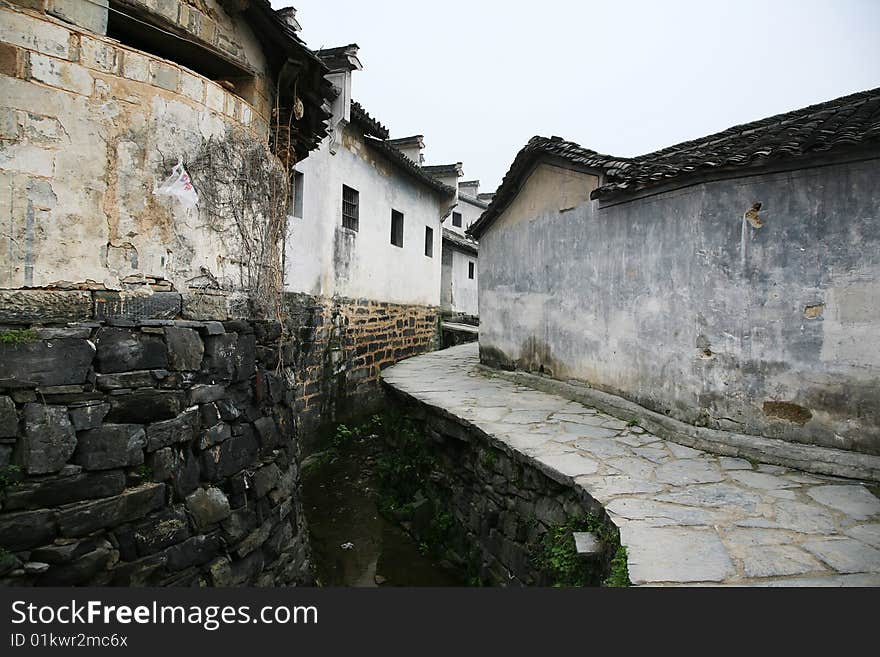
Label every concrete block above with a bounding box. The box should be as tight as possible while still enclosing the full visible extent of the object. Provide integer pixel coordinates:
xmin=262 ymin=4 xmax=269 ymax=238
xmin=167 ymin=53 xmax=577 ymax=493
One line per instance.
xmin=48 ymin=0 xmax=108 ymax=35
xmin=25 ymin=113 xmax=65 ymax=143
xmin=0 ymin=42 xmax=24 ymax=79
xmin=79 ymin=35 xmax=118 ymax=73
xmin=149 ymin=60 xmax=179 ymax=92
xmin=94 ymin=291 xmax=182 ymax=321
xmin=122 ymin=50 xmax=150 ymax=83
xmin=0 ymin=107 xmax=21 ymax=141
xmin=224 ymin=93 xmax=238 ymax=118
xmin=240 ymin=104 xmax=252 ymax=125
xmin=184 ymin=7 xmax=202 ymax=36
xmin=29 ymin=53 xmax=94 ymax=96
xmin=0 ymin=9 xmax=71 ymax=60
xmin=200 ymin=17 xmax=216 ymax=45
xmin=0 ymin=290 xmax=92 ymax=324
xmin=205 ymin=82 xmax=225 ymax=113
xmin=0 ymin=142 xmax=55 ymax=177
xmin=154 ymin=0 xmax=179 ymax=23
xmin=182 ymin=292 xmax=228 ymax=321
xmin=573 ymin=531 xmax=603 ymax=557
xmin=178 ymin=70 xmax=204 ymax=103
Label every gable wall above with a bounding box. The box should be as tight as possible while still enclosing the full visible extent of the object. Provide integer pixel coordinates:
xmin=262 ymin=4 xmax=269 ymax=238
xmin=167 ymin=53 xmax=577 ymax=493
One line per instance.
xmin=478 ymin=156 xmax=880 ymax=456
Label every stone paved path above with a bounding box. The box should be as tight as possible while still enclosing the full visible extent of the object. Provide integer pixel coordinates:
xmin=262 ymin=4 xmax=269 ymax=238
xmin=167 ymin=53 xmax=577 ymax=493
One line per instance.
xmin=382 ymin=344 xmax=880 ymax=586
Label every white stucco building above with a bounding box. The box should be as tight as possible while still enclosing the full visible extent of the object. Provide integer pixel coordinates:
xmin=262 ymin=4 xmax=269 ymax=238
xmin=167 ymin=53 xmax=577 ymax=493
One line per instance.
xmin=285 ymin=45 xmax=460 ymax=308
xmin=439 ymin=180 xmax=486 ymax=317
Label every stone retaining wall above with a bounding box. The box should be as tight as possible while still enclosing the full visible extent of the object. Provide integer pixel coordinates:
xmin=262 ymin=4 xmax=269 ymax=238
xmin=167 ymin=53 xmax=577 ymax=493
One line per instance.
xmin=384 ymin=389 xmax=616 ymax=586
xmin=285 ymin=293 xmax=438 ymax=450
xmin=0 ymin=315 xmax=311 ymax=586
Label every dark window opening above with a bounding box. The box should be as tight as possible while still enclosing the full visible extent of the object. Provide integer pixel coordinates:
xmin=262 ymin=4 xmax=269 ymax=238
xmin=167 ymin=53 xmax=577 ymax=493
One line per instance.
xmin=452 ymin=211 xmax=462 ymax=228
xmin=106 ymin=1 xmax=255 ymax=101
xmin=342 ymin=185 xmax=359 ymax=231
xmin=292 ymin=171 xmax=304 ymax=218
xmin=391 ymin=210 xmax=404 ymax=247
xmin=468 ymin=261 xmax=475 ymax=279
xmin=425 ymin=226 xmax=433 ymax=257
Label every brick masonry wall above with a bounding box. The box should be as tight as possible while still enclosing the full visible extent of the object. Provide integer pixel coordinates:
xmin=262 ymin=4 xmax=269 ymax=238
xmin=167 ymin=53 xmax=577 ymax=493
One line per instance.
xmin=0 ymin=309 xmax=313 ymax=586
xmin=284 ymin=293 xmax=439 ymax=450
xmin=0 ymin=289 xmax=439 ymax=584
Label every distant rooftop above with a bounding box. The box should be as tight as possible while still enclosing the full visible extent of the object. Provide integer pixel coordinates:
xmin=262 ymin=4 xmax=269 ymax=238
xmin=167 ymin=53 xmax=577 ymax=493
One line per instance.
xmin=350 ymin=100 xmax=390 ymax=140
xmin=422 ymin=163 xmax=464 ymax=178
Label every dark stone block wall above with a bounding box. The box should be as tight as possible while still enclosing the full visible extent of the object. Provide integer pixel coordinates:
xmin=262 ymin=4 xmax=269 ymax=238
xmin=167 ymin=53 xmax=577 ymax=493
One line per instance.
xmin=384 ymin=389 xmax=615 ymax=586
xmin=0 ymin=313 xmax=312 ymax=586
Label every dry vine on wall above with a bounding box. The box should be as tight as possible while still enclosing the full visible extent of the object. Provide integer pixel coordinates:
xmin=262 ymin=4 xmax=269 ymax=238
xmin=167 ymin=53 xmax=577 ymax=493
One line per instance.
xmin=187 ymin=127 xmax=291 ymax=322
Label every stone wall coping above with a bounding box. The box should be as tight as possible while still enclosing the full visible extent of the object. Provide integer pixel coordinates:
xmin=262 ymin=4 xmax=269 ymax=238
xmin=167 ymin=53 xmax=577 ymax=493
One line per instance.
xmin=480 ymin=365 xmax=880 ymax=483
xmin=381 ymin=344 xmax=880 ymax=586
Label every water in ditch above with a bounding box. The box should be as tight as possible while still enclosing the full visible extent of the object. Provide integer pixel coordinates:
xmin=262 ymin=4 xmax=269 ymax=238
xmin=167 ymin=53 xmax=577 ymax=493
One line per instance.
xmin=302 ymin=436 xmax=466 ymax=587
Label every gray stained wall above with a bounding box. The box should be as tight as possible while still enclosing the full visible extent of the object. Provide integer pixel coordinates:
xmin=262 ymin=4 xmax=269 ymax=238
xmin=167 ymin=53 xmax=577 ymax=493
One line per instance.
xmin=478 ymin=156 xmax=880 ymax=457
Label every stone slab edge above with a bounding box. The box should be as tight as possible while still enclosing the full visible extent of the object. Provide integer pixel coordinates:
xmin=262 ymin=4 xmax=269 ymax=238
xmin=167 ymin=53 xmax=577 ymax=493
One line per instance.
xmin=379 ymin=380 xmax=606 ymax=512
xmin=477 ymin=366 xmax=880 ymax=484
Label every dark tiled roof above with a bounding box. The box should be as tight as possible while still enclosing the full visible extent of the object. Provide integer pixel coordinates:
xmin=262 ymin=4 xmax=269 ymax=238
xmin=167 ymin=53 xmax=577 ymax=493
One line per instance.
xmin=442 ymin=228 xmax=479 ymax=255
xmin=593 ymin=87 xmax=880 ymax=199
xmin=363 ymin=136 xmax=456 ymax=196
xmin=470 ymin=88 xmax=880 ymax=237
xmin=457 ymin=193 xmax=489 ymax=210
xmin=387 ymin=135 xmax=425 ymax=149
xmin=315 ymin=44 xmax=360 ymax=64
xmin=467 ymin=136 xmax=629 ymax=238
xmin=422 ymin=163 xmax=464 ymax=178
xmin=350 ymin=100 xmax=390 ymax=140
xmin=275 ymin=7 xmax=301 ymax=32
xmin=240 ymin=2 xmax=334 ymax=158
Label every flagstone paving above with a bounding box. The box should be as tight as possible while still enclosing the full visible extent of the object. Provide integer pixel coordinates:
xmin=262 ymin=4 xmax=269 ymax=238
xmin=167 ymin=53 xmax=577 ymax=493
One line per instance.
xmin=381 ymin=343 xmax=880 ymax=586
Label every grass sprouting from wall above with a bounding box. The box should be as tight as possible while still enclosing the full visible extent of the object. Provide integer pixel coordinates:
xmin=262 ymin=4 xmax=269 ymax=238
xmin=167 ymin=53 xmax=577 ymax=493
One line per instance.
xmin=0 ymin=329 xmax=38 ymax=344
xmin=530 ymin=513 xmax=631 ymax=587
xmin=320 ymin=411 xmax=631 ymax=587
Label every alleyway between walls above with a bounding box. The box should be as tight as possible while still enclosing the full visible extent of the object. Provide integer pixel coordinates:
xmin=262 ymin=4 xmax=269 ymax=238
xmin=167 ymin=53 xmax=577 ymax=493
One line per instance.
xmin=382 ymin=344 xmax=880 ymax=586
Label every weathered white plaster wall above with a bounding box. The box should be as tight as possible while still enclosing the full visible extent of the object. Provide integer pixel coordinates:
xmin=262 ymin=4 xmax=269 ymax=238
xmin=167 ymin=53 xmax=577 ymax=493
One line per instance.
xmin=0 ymin=4 xmax=274 ymax=295
xmin=447 ymin=194 xmax=483 ymax=236
xmin=440 ymin=195 xmax=481 ymax=314
xmin=446 ymin=246 xmax=478 ymax=315
xmin=286 ymin=125 xmax=448 ymax=307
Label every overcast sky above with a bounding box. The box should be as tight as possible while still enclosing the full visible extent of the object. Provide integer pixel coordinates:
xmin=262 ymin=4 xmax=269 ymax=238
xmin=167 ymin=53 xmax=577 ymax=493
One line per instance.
xmin=272 ymin=0 xmax=880 ymax=192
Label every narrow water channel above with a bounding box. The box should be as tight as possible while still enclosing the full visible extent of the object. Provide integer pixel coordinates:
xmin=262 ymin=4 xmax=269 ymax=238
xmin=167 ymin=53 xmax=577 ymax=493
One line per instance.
xmin=302 ymin=437 xmax=465 ymax=586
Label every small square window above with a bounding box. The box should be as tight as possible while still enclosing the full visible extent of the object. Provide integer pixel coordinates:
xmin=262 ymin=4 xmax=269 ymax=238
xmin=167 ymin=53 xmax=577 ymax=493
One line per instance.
xmin=292 ymin=171 xmax=304 ymax=218
xmin=391 ymin=209 xmax=404 ymax=247
xmin=452 ymin=211 xmax=462 ymax=227
xmin=468 ymin=261 xmax=475 ymax=279
xmin=342 ymin=185 xmax=359 ymax=231
xmin=424 ymin=226 xmax=433 ymax=257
